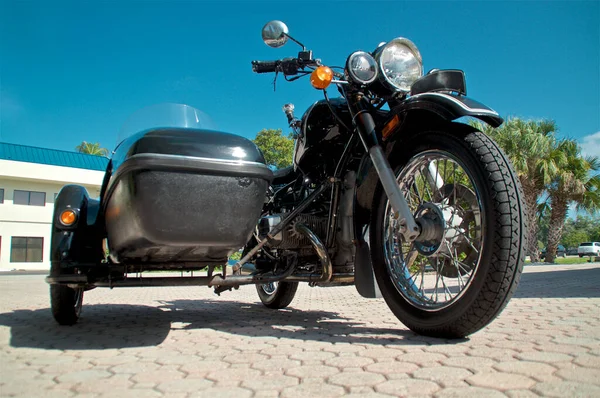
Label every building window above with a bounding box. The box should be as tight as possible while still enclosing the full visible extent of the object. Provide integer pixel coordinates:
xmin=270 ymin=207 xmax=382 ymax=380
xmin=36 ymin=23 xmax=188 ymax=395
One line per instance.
xmin=0 ymin=188 xmax=4 ymax=204
xmin=13 ymin=190 xmax=46 ymax=206
xmin=10 ymin=237 xmax=44 ymax=262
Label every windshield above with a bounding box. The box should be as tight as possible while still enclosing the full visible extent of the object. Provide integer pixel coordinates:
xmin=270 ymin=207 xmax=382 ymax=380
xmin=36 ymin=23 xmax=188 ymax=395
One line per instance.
xmin=117 ymin=103 xmax=216 ymax=145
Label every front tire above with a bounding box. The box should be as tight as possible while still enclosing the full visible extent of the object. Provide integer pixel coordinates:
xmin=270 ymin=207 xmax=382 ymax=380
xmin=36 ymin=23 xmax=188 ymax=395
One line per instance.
xmin=370 ymin=123 xmax=526 ymax=338
xmin=51 ymin=284 xmax=84 ymax=325
xmin=256 ymin=281 xmax=299 ymax=309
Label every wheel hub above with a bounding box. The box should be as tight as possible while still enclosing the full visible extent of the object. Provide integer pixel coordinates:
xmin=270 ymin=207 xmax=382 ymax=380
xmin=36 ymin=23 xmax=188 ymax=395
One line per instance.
xmin=414 ymin=203 xmax=446 ymax=256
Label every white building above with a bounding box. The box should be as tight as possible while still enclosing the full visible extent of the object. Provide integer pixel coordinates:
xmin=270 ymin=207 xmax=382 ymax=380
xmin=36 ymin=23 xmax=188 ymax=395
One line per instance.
xmin=0 ymin=143 xmax=108 ymax=271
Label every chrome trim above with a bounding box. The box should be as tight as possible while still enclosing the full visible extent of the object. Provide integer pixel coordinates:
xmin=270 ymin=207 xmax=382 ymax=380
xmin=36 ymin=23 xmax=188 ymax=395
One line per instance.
xmin=374 ymin=37 xmax=423 ymax=93
xmin=288 ymin=222 xmax=333 ymax=284
xmin=412 ymin=92 xmax=500 ymax=116
xmin=346 ymin=51 xmax=378 ymax=85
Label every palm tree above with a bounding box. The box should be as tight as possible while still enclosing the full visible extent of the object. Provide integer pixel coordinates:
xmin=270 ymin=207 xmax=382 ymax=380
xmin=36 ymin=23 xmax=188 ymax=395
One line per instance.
xmin=75 ymin=141 xmax=109 ymax=157
xmin=544 ymin=140 xmax=600 ymax=262
xmin=472 ymin=118 xmax=563 ymax=262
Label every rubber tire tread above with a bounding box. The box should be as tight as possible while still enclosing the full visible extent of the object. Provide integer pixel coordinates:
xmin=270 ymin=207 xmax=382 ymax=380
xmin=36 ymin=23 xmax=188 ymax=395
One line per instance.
xmin=50 ymin=285 xmax=82 ymax=326
xmin=370 ymin=124 xmax=527 ymax=338
xmin=256 ymin=282 xmax=299 ymax=309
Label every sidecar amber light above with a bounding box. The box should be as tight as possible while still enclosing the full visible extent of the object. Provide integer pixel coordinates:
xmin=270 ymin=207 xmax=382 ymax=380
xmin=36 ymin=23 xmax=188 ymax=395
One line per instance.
xmin=310 ymin=66 xmax=333 ymax=89
xmin=59 ymin=209 xmax=78 ymax=226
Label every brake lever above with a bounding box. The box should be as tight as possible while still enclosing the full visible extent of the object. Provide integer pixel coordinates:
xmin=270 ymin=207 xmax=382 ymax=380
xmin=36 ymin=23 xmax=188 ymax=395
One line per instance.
xmin=272 ymin=69 xmax=279 ymax=92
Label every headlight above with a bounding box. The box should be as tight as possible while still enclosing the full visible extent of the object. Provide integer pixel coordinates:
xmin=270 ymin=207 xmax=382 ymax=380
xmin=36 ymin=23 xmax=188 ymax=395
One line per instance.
xmin=346 ymin=51 xmax=378 ymax=85
xmin=374 ymin=38 xmax=423 ymax=92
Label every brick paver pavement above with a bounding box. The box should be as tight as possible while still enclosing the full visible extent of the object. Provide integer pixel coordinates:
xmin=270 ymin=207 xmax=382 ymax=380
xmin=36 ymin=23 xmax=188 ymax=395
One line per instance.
xmin=0 ymin=263 xmax=599 ymax=397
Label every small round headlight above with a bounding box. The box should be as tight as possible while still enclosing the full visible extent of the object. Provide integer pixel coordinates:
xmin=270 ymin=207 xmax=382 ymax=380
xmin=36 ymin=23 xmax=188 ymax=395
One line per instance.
xmin=374 ymin=38 xmax=423 ymax=92
xmin=346 ymin=51 xmax=378 ymax=85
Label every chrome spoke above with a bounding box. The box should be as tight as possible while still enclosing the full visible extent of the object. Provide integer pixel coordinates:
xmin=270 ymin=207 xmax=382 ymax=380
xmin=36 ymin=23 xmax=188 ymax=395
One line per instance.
xmin=382 ymin=150 xmax=484 ymax=311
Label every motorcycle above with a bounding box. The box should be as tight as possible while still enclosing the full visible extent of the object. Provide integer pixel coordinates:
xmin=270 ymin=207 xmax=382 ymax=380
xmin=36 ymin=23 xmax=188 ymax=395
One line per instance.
xmin=46 ymin=21 xmax=527 ymax=338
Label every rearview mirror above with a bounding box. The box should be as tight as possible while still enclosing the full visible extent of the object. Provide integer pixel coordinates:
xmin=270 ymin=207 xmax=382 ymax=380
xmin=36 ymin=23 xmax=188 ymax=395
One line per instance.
xmin=262 ymin=20 xmax=289 ymax=48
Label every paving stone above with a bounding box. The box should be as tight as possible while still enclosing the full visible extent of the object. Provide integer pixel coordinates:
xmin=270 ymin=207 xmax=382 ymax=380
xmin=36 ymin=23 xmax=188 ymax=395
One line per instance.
xmin=56 ymin=370 xmax=112 ymax=384
xmin=131 ymin=370 xmax=186 ymax=384
xmin=223 ymin=352 xmax=268 ymax=364
xmin=349 ymin=386 xmax=377 ymax=394
xmin=290 ymin=351 xmax=336 ymax=362
xmin=412 ymin=366 xmax=473 ymax=387
xmin=180 ymin=360 xmax=230 ymax=373
xmin=505 ymin=390 xmax=540 ymax=398
xmin=110 ymin=361 xmax=160 ymax=374
xmin=323 ymin=343 xmax=366 ymax=353
xmin=365 ymin=361 xmax=419 ymax=375
xmin=0 ymin=380 xmax=57 ymax=396
xmin=358 ymin=348 xmax=403 ymax=360
xmin=252 ymin=358 xmax=301 ymax=372
xmin=92 ymin=355 xmax=139 ymax=366
xmin=425 ymin=344 xmax=470 ymax=355
xmin=573 ymin=354 xmax=600 ymax=367
xmin=395 ymin=352 xmax=447 ymax=365
xmin=75 ymin=376 xmax=134 ymax=394
xmin=281 ymin=382 xmax=345 ymax=397
xmin=435 ymin=386 xmax=506 ymax=398
xmin=156 ymin=378 xmax=213 ymax=393
xmin=466 ymin=347 xmax=518 ymax=361
xmin=533 ymin=381 xmax=600 ymax=397
xmin=442 ymin=356 xmax=496 ymax=371
xmin=206 ymin=366 xmax=261 ymax=383
xmin=329 ymin=372 xmax=386 ymax=387
xmin=515 ymin=351 xmax=573 ymax=363
xmin=532 ymin=343 xmax=589 ymax=354
xmin=494 ymin=360 xmax=557 ymax=382
xmin=241 ymin=375 xmax=299 ymax=390
xmin=555 ymin=366 xmax=600 ymax=385
xmin=325 ymin=355 xmax=375 ymax=368
xmin=99 ymin=388 xmax=161 ymax=397
xmin=467 ymin=372 xmax=535 ymax=390
xmin=376 ymin=378 xmax=440 ymax=396
xmin=189 ymin=387 xmax=253 ymax=398
xmin=286 ymin=365 xmax=339 ymax=379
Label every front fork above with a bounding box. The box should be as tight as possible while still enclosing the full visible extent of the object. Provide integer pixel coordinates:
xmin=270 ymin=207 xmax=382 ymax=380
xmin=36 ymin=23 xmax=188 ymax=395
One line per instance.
xmin=348 ymin=95 xmax=420 ymax=242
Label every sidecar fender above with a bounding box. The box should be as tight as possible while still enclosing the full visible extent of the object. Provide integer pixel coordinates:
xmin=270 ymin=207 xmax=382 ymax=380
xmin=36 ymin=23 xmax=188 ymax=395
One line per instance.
xmin=50 ymin=185 xmax=104 ymax=274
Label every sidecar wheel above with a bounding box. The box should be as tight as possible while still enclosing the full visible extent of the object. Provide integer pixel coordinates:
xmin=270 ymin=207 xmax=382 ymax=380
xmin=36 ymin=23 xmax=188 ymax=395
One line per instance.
xmin=256 ymin=281 xmax=299 ymax=309
xmin=50 ymin=285 xmax=84 ymax=325
xmin=370 ymin=124 xmax=526 ymax=338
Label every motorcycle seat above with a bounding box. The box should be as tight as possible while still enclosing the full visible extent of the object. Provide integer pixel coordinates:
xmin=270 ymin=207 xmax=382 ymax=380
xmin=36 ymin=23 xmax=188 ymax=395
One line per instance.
xmin=272 ymin=166 xmax=296 ymax=185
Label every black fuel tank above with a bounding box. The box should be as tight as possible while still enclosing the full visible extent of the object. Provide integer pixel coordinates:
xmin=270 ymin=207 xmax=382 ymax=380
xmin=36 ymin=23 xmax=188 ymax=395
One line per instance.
xmin=295 ymin=98 xmax=352 ymax=175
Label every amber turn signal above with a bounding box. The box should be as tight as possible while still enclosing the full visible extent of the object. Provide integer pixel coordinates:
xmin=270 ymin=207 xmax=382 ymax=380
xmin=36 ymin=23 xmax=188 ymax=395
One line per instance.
xmin=59 ymin=209 xmax=78 ymax=226
xmin=310 ymin=66 xmax=333 ymax=89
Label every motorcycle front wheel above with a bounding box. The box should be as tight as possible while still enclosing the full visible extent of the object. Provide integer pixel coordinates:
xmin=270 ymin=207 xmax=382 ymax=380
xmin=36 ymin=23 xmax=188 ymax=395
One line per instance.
xmin=370 ymin=123 xmax=527 ymax=338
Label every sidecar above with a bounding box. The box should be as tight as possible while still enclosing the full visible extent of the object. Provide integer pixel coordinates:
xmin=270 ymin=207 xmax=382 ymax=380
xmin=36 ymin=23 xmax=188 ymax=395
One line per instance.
xmin=47 ymin=107 xmax=273 ymax=324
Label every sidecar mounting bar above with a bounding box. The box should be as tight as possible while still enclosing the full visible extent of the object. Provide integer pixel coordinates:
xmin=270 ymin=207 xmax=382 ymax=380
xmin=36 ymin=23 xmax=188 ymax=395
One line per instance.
xmin=48 ymin=268 xmax=351 ymax=289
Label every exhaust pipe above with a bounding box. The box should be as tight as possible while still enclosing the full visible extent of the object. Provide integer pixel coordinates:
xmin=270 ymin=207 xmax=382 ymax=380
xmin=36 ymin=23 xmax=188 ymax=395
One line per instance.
xmin=285 ymin=222 xmax=333 ymax=284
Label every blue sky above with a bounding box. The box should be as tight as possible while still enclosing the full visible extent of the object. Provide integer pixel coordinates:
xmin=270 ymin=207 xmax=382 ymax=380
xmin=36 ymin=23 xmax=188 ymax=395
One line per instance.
xmin=1 ymin=0 xmax=599 ymax=156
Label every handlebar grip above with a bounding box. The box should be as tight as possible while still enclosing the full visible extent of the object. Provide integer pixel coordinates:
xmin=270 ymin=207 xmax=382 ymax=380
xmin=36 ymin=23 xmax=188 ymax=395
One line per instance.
xmin=252 ymin=60 xmax=279 ymax=74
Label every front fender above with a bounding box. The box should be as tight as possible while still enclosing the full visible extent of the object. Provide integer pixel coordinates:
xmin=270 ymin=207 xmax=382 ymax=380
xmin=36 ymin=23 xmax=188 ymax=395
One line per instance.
xmin=391 ymin=92 xmax=504 ymax=128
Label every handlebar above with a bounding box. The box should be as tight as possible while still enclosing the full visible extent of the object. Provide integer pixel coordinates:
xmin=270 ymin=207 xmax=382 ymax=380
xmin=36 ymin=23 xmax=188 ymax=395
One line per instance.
xmin=251 ymin=57 xmax=314 ymax=76
xmin=251 ymin=60 xmax=279 ymax=74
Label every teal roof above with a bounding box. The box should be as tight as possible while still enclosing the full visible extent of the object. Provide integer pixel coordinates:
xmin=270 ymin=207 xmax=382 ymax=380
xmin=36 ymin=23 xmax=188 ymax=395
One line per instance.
xmin=0 ymin=142 xmax=109 ymax=171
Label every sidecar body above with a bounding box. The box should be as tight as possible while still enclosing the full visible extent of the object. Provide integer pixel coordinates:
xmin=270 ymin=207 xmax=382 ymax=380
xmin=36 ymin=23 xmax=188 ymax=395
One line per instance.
xmin=49 ymin=126 xmax=273 ymax=279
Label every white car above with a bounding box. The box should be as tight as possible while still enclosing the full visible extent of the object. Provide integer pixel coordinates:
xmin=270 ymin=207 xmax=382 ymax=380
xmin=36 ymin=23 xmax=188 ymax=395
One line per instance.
xmin=578 ymin=242 xmax=600 ymax=257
